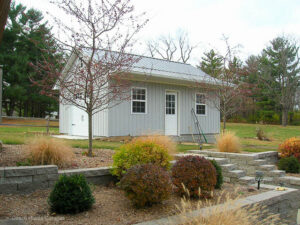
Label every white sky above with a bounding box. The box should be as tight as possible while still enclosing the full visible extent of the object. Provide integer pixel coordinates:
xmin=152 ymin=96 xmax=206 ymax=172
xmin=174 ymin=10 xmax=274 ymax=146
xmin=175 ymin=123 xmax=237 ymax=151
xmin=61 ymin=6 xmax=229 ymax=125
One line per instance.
xmin=16 ymin=0 xmax=300 ymax=65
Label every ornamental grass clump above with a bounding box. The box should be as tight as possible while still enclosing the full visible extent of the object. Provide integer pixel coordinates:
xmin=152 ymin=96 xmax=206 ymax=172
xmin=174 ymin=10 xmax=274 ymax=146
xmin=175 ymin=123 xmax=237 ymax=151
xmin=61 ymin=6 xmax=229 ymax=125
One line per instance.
xmin=216 ymin=132 xmax=241 ymax=153
xmin=48 ymin=174 xmax=95 ymax=214
xmin=120 ymin=163 xmax=172 ymax=208
xmin=172 ymin=155 xmax=217 ymax=198
xmin=279 ymin=137 xmax=300 ymax=160
xmin=176 ymin=191 xmax=281 ymax=225
xmin=27 ymin=137 xmax=74 ymax=167
xmin=111 ymin=139 xmax=172 ymax=179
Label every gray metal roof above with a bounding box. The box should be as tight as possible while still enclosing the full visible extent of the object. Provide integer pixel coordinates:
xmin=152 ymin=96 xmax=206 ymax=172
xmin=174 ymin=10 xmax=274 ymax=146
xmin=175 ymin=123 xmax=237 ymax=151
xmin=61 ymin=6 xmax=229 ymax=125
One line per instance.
xmin=130 ymin=56 xmax=213 ymax=83
xmin=80 ymin=49 xmax=216 ymax=84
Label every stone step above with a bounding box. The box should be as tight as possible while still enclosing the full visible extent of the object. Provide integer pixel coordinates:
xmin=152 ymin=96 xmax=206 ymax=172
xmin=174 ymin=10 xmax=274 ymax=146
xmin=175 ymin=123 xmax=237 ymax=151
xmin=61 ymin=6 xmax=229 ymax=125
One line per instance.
xmin=238 ymin=176 xmax=256 ymax=185
xmin=220 ymin=164 xmax=236 ymax=172
xmin=261 ymin=177 xmax=274 ymax=184
xmin=259 ymin=165 xmax=276 ymax=171
xmin=206 ymin=157 xmax=229 ymax=165
xmin=229 ymin=170 xmax=246 ymax=178
xmin=267 ymin=170 xmax=286 ymax=177
xmin=248 ymin=159 xmax=267 ymax=166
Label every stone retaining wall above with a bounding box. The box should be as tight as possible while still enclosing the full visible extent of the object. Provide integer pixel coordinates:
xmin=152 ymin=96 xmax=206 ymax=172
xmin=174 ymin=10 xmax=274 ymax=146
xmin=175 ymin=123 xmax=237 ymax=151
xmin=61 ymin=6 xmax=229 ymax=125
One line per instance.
xmin=190 ymin=150 xmax=279 ymax=176
xmin=135 ymin=184 xmax=300 ymax=225
xmin=0 ymin=166 xmax=115 ymax=194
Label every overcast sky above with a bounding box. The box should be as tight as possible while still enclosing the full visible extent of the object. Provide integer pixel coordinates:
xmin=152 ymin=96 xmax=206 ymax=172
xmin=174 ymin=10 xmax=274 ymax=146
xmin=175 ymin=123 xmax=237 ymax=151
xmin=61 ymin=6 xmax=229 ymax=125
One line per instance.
xmin=16 ymin=0 xmax=300 ymax=65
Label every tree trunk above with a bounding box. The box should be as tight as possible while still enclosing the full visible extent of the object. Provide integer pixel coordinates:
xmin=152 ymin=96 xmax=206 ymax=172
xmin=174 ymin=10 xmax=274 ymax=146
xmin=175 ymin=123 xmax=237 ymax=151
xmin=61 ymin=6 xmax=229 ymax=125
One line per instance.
xmin=88 ymin=111 xmax=93 ymax=157
xmin=282 ymin=109 xmax=288 ymax=127
xmin=223 ymin=114 xmax=226 ymax=132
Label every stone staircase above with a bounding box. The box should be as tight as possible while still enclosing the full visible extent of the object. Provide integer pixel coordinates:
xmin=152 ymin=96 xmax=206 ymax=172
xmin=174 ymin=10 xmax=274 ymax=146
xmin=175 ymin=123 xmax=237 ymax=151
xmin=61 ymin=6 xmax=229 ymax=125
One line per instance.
xmin=176 ymin=150 xmax=300 ymax=188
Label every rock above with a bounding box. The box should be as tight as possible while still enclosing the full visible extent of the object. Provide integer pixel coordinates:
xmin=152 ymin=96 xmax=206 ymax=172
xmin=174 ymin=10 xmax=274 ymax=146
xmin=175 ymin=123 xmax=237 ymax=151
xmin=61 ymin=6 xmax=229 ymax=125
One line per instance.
xmin=0 ymin=140 xmax=3 ymax=152
xmin=247 ymin=187 xmax=257 ymax=192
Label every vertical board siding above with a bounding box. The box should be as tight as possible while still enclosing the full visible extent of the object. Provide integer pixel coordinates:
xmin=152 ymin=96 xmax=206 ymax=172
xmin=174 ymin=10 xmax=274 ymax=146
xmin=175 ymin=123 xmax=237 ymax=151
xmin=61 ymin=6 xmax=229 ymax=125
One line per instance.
xmin=108 ymin=81 xmax=220 ymax=137
xmin=93 ymin=110 xmax=108 ymax=137
xmin=59 ymin=103 xmax=70 ymax=134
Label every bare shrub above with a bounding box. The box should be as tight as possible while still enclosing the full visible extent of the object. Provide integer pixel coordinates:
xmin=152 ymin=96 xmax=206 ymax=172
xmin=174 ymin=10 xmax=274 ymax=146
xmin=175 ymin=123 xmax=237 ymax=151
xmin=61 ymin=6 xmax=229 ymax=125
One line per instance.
xmin=216 ymin=132 xmax=241 ymax=153
xmin=27 ymin=137 xmax=74 ymax=167
xmin=132 ymin=134 xmax=177 ymax=155
xmin=256 ymin=127 xmax=271 ymax=141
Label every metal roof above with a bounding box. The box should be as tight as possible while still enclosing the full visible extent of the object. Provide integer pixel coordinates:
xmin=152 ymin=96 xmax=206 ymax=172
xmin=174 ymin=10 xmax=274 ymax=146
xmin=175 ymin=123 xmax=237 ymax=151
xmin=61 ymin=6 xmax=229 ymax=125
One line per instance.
xmin=130 ymin=56 xmax=213 ymax=83
xmin=80 ymin=49 xmax=216 ymax=84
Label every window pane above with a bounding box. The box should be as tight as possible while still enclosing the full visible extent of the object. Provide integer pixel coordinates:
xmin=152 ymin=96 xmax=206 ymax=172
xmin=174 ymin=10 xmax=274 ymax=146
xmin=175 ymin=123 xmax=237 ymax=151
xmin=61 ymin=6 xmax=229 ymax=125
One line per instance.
xmin=132 ymin=88 xmax=145 ymax=101
xmin=132 ymin=101 xmax=145 ymax=113
xmin=196 ymin=105 xmax=205 ymax=115
xmin=196 ymin=94 xmax=205 ymax=104
xmin=166 ymin=94 xmax=176 ymax=115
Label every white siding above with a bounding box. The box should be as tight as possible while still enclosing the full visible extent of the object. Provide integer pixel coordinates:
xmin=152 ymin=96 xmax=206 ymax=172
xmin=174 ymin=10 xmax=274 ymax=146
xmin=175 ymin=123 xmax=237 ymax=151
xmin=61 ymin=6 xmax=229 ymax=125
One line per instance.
xmin=93 ymin=109 xmax=108 ymax=137
xmin=108 ymin=81 xmax=220 ymax=137
xmin=59 ymin=103 xmax=71 ymax=134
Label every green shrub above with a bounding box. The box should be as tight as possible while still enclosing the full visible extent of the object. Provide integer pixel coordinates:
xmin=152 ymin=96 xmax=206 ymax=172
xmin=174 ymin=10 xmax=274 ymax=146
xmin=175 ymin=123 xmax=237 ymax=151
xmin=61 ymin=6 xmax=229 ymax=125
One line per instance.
xmin=111 ymin=140 xmax=172 ymax=179
xmin=16 ymin=159 xmax=32 ymax=166
xmin=172 ymin=155 xmax=217 ymax=198
xmin=120 ymin=163 xmax=172 ymax=208
xmin=278 ymin=157 xmax=300 ymax=173
xmin=210 ymin=160 xmax=223 ymax=189
xmin=48 ymin=174 xmax=95 ymax=214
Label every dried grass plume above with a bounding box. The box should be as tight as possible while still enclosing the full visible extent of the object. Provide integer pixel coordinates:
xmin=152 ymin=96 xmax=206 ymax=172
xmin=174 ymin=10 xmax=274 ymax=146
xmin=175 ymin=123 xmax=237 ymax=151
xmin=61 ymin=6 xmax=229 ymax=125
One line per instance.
xmin=216 ymin=131 xmax=241 ymax=153
xmin=27 ymin=137 xmax=74 ymax=167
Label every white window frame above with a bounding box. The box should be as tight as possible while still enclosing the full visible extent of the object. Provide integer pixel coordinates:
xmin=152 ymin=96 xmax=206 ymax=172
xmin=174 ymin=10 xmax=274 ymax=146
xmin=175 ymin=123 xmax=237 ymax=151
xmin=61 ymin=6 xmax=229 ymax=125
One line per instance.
xmin=195 ymin=93 xmax=207 ymax=116
xmin=131 ymin=87 xmax=147 ymax=114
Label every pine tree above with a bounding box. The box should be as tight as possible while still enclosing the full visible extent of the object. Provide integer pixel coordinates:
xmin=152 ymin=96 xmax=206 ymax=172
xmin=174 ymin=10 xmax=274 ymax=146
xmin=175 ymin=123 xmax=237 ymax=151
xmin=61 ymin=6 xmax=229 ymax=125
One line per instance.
xmin=260 ymin=36 xmax=300 ymax=126
xmin=199 ymin=49 xmax=223 ymax=77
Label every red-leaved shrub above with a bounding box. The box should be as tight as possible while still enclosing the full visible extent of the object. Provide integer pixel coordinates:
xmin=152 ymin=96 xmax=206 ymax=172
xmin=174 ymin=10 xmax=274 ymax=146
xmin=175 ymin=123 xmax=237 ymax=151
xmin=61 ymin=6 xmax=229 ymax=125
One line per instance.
xmin=119 ymin=163 xmax=172 ymax=208
xmin=279 ymin=137 xmax=300 ymax=160
xmin=172 ymin=155 xmax=217 ymax=198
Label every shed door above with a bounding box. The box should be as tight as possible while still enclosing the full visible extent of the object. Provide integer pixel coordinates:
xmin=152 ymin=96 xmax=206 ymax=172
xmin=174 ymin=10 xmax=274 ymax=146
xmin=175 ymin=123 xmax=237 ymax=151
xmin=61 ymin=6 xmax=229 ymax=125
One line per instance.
xmin=165 ymin=92 xmax=178 ymax=136
xmin=70 ymin=106 xmax=88 ymax=136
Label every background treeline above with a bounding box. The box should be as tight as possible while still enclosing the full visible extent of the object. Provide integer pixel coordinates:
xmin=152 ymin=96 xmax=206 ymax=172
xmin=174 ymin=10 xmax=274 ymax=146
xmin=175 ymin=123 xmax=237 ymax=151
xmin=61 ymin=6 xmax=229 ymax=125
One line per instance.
xmin=0 ymin=2 xmax=62 ymax=118
xmin=1 ymin=3 xmax=299 ymax=125
xmin=199 ymin=38 xmax=300 ymax=126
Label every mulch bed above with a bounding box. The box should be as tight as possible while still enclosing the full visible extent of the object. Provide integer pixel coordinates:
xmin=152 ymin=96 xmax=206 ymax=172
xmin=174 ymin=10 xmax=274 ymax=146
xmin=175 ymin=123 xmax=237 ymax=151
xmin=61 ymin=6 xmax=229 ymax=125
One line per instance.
xmin=0 ymin=183 xmax=265 ymax=225
xmin=0 ymin=145 xmax=114 ymax=169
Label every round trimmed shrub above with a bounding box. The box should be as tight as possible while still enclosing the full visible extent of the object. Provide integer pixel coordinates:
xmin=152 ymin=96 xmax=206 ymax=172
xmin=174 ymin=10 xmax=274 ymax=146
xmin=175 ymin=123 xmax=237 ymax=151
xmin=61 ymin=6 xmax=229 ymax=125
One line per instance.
xmin=210 ymin=160 xmax=223 ymax=189
xmin=119 ymin=163 xmax=172 ymax=208
xmin=172 ymin=155 xmax=217 ymax=198
xmin=111 ymin=140 xmax=172 ymax=179
xmin=48 ymin=174 xmax=95 ymax=214
xmin=278 ymin=156 xmax=300 ymax=173
xmin=279 ymin=137 xmax=300 ymax=160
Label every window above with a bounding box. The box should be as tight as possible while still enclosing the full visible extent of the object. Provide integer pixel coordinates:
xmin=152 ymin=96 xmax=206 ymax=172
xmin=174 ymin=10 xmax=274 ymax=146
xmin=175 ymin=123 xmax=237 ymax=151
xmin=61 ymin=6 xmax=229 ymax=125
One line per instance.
xmin=131 ymin=88 xmax=146 ymax=113
xmin=166 ymin=94 xmax=176 ymax=115
xmin=195 ymin=93 xmax=206 ymax=115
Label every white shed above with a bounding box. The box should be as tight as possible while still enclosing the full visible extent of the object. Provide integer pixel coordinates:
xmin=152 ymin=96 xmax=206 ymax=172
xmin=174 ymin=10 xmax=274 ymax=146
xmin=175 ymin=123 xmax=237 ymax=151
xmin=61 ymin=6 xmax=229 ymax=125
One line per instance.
xmin=59 ymin=53 xmax=220 ymax=143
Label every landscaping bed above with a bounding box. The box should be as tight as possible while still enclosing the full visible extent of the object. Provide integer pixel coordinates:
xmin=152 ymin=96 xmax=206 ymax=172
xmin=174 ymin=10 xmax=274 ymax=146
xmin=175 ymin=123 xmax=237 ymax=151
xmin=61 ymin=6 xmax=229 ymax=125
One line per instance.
xmin=0 ymin=145 xmax=114 ymax=169
xmin=0 ymin=183 xmax=265 ymax=225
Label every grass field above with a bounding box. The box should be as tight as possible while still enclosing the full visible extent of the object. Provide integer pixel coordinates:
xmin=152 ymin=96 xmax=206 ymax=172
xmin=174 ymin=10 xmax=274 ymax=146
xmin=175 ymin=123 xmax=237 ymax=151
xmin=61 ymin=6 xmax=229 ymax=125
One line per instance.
xmin=0 ymin=120 xmax=299 ymax=152
xmin=226 ymin=123 xmax=300 ymax=152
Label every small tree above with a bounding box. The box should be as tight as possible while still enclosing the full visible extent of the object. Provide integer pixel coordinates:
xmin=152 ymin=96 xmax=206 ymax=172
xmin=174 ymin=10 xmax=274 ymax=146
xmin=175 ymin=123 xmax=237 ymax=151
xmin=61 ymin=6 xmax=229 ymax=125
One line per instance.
xmin=34 ymin=0 xmax=147 ymax=156
xmin=259 ymin=36 xmax=300 ymax=126
xmin=198 ymin=37 xmax=251 ymax=130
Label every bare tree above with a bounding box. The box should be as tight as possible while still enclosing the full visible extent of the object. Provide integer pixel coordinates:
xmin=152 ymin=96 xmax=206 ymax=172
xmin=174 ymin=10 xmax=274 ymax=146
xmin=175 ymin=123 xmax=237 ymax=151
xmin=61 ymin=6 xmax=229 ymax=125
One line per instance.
xmin=33 ymin=0 xmax=147 ymax=156
xmin=198 ymin=36 xmax=251 ymax=130
xmin=146 ymin=30 xmax=196 ymax=63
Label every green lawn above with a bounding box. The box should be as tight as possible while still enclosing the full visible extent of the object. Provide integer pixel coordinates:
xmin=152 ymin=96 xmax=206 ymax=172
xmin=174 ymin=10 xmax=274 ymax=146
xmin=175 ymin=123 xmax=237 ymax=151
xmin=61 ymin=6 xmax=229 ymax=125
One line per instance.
xmin=0 ymin=125 xmax=200 ymax=152
xmin=0 ymin=122 xmax=299 ymax=153
xmin=226 ymin=123 xmax=300 ymax=152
